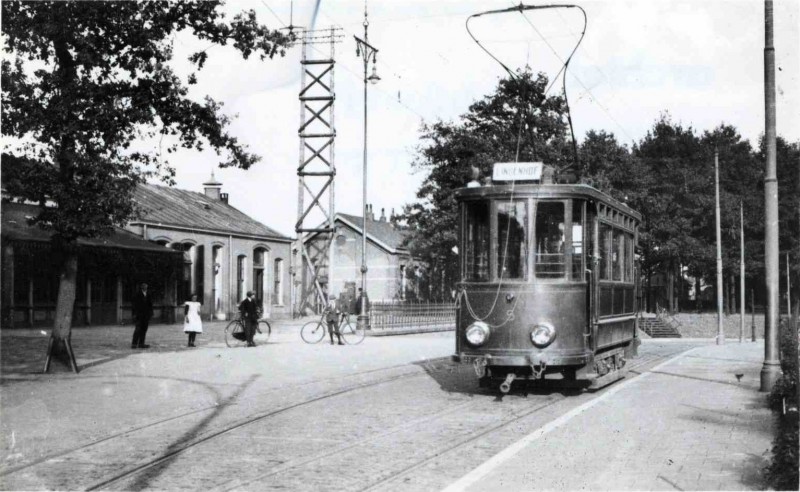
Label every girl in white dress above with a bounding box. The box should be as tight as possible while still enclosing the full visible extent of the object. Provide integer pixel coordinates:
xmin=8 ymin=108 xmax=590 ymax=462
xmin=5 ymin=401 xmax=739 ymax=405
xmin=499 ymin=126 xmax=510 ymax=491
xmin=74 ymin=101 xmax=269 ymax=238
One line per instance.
xmin=183 ymin=294 xmax=203 ymax=347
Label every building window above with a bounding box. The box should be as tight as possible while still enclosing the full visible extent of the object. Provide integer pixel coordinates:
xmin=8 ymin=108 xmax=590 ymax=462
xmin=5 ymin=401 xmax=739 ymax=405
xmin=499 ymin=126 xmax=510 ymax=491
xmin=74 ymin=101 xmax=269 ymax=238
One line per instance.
xmin=273 ymin=259 xmax=283 ymax=305
xmin=252 ymin=248 xmax=266 ymax=306
xmin=237 ymin=255 xmax=247 ymax=302
xmin=173 ymin=242 xmax=202 ymax=303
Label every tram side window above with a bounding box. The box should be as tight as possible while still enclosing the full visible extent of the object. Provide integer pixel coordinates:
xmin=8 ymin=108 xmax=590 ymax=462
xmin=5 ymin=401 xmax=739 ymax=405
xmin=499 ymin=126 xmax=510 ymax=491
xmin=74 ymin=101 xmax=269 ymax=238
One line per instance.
xmin=497 ymin=201 xmax=527 ymax=280
xmin=464 ymin=201 xmax=490 ymax=281
xmin=625 ymin=233 xmax=634 ymax=281
xmin=613 ymin=229 xmax=625 ymax=281
xmin=571 ymin=201 xmax=584 ymax=281
xmin=599 ymin=223 xmax=612 ymax=280
xmin=535 ymin=202 xmax=565 ymax=278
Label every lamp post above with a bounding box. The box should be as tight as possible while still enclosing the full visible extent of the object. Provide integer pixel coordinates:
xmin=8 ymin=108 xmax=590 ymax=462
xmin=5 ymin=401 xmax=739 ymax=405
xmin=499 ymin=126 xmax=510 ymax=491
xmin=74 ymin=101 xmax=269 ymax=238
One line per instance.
xmin=354 ymin=8 xmax=379 ymax=332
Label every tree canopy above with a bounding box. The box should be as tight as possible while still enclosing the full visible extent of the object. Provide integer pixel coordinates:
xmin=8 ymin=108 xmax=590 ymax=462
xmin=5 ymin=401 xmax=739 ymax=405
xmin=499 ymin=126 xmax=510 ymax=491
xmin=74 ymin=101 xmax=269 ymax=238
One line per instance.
xmin=401 ymin=71 xmax=799 ymax=309
xmin=399 ymin=69 xmax=572 ymax=298
xmin=2 ymin=0 xmax=292 ymax=243
xmin=1 ymin=1 xmax=293 ymax=368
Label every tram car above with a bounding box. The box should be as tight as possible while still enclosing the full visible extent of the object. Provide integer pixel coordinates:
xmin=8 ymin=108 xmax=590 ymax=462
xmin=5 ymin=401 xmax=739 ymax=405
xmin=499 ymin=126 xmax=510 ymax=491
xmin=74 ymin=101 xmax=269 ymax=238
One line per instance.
xmin=452 ymin=162 xmax=642 ymax=393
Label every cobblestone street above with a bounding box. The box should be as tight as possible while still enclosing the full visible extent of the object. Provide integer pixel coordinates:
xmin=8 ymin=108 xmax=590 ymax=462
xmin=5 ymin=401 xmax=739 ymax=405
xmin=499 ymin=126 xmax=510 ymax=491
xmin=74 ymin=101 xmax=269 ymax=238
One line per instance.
xmin=0 ymin=322 xmax=774 ymax=491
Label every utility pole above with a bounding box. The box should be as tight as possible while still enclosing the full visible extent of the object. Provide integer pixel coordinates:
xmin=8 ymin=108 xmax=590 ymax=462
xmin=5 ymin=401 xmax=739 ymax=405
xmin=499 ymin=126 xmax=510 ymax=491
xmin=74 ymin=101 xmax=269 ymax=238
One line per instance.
xmin=787 ymin=252 xmax=791 ymax=317
xmin=354 ymin=4 xmax=380 ymax=333
xmin=761 ymin=0 xmax=781 ymax=392
xmin=740 ymin=202 xmax=745 ymax=343
xmin=752 ymin=289 xmax=757 ymax=342
xmin=715 ymin=148 xmax=724 ymax=345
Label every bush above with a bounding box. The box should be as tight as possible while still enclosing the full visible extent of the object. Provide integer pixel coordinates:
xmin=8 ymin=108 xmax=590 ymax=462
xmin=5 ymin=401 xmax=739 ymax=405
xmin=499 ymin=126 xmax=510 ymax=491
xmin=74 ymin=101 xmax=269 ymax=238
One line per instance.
xmin=766 ymin=316 xmax=799 ymax=491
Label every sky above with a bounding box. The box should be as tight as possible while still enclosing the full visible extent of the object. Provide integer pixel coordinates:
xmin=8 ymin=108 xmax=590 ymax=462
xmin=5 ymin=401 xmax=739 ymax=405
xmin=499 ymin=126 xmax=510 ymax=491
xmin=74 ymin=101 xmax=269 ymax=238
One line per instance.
xmin=163 ymin=0 xmax=799 ymax=238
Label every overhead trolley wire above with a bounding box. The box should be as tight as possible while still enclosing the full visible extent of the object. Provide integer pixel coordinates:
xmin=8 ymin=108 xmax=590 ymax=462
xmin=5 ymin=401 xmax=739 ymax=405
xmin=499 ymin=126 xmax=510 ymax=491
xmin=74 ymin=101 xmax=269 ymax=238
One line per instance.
xmin=513 ymin=2 xmax=637 ymax=145
xmin=466 ymin=2 xmax=587 ymax=170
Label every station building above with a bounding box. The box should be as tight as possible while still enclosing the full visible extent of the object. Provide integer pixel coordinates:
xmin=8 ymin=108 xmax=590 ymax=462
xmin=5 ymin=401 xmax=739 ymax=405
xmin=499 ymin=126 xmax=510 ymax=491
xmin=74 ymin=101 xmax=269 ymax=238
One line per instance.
xmin=1 ymin=175 xmax=293 ymax=327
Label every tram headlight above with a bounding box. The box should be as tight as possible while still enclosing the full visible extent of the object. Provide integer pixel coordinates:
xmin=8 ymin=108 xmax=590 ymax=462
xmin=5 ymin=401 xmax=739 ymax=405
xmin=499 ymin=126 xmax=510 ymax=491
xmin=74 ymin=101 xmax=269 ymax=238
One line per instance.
xmin=465 ymin=321 xmax=491 ymax=346
xmin=531 ymin=323 xmax=556 ymax=348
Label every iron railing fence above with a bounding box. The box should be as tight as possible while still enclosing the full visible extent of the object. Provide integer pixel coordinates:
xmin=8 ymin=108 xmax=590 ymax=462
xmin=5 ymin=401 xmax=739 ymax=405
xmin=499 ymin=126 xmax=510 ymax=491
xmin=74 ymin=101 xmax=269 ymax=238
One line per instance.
xmin=369 ymin=301 xmax=456 ymax=331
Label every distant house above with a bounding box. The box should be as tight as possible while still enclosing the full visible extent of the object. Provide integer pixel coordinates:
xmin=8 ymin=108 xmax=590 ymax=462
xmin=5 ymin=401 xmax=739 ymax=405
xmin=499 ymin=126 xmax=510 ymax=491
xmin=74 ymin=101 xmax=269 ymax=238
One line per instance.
xmin=298 ymin=205 xmax=421 ymax=313
xmin=126 ymin=174 xmax=294 ymax=321
xmin=1 ymin=201 xmax=183 ymax=328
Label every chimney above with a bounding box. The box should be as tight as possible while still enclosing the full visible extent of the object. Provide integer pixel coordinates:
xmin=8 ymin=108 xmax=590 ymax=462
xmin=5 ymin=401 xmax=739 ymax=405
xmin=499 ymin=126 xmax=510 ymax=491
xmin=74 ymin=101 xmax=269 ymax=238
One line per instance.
xmin=220 ymin=192 xmax=229 ymax=204
xmin=203 ymin=171 xmax=222 ymax=200
xmin=367 ymin=204 xmax=375 ymax=221
xmin=380 ymin=207 xmax=386 ymax=222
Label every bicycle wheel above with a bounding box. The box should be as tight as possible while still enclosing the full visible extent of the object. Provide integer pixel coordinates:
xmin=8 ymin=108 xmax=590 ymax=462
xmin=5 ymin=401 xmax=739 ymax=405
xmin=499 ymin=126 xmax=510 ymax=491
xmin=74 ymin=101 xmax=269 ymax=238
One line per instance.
xmin=257 ymin=320 xmax=271 ymax=342
xmin=225 ymin=320 xmax=246 ymax=347
xmin=301 ymin=320 xmax=326 ymax=344
xmin=340 ymin=317 xmax=365 ymax=345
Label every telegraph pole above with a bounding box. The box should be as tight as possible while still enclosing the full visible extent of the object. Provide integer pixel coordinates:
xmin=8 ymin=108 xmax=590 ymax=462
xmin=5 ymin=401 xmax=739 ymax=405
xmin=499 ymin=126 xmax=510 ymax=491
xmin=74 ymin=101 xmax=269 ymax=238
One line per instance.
xmin=715 ymin=148 xmax=724 ymax=345
xmin=761 ymin=0 xmax=780 ymax=391
xmin=740 ymin=202 xmax=745 ymax=343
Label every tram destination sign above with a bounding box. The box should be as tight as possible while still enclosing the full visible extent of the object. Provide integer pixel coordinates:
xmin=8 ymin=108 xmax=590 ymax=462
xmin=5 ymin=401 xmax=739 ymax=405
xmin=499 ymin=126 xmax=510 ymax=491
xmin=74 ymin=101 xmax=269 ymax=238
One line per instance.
xmin=492 ymin=162 xmax=543 ymax=182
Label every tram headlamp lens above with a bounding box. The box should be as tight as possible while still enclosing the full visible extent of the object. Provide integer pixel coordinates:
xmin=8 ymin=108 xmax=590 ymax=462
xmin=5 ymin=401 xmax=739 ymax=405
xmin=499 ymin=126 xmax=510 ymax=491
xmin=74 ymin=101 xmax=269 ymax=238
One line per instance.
xmin=531 ymin=324 xmax=556 ymax=348
xmin=465 ymin=322 xmax=490 ymax=346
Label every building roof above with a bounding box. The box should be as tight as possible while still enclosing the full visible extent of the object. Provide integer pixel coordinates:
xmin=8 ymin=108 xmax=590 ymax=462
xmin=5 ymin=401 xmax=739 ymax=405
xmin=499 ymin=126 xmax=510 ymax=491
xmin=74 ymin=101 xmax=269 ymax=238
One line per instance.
xmin=1 ymin=202 xmax=178 ymax=253
xmin=131 ymin=183 xmax=292 ymax=241
xmin=337 ymin=213 xmax=410 ymax=253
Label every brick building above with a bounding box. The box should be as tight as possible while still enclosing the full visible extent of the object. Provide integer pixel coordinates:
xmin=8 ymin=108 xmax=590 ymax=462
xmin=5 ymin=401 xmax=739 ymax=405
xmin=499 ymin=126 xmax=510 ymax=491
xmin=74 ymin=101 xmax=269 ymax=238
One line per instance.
xmin=298 ymin=205 xmax=421 ymax=314
xmin=126 ymin=175 xmax=294 ymax=321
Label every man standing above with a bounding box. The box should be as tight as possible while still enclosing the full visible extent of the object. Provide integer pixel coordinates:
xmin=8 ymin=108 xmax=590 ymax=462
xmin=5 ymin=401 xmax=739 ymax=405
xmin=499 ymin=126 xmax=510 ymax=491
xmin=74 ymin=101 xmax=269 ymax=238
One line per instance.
xmin=131 ymin=282 xmax=153 ymax=349
xmin=239 ymin=291 xmax=259 ymax=347
xmin=325 ymin=294 xmax=344 ymax=345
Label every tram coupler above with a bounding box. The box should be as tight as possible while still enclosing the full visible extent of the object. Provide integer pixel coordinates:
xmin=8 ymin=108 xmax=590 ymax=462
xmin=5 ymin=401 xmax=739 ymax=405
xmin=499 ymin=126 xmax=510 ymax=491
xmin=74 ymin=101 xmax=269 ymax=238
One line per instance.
xmin=529 ymin=357 xmax=548 ymax=380
xmin=499 ymin=373 xmax=516 ymax=394
xmin=473 ymin=356 xmax=489 ymax=378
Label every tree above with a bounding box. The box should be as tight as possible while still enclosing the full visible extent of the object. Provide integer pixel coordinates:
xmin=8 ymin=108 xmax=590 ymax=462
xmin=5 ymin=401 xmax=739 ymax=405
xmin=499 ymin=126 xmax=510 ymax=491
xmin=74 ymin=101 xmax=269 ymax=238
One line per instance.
xmin=1 ymin=1 xmax=292 ymax=370
xmin=399 ymin=69 xmax=571 ymax=297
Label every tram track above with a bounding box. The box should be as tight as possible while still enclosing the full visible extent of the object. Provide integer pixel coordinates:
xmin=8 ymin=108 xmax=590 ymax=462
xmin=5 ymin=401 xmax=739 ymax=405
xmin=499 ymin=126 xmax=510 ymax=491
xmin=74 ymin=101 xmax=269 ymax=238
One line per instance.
xmin=354 ymin=343 xmax=702 ymax=492
xmin=0 ymin=358 xmax=449 ymax=489
xmin=3 ymin=344 xmax=698 ymax=491
xmin=82 ymin=362 xmax=449 ymax=491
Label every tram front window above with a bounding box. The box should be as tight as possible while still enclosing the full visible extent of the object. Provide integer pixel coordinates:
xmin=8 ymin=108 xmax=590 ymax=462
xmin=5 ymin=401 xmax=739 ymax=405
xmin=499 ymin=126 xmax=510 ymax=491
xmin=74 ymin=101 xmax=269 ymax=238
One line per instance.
xmin=497 ymin=201 xmax=527 ymax=279
xmin=535 ymin=202 xmax=565 ymax=278
xmin=464 ymin=201 xmax=490 ymax=281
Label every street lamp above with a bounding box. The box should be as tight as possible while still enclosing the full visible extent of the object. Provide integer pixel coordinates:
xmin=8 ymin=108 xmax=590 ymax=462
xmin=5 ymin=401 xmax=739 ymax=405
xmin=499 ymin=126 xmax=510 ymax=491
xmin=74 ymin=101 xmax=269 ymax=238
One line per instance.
xmin=354 ymin=9 xmax=379 ymax=332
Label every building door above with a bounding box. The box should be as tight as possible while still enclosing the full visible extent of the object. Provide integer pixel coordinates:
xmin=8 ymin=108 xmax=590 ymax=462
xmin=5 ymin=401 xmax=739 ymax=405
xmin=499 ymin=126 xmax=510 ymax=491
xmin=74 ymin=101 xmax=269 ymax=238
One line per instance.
xmin=91 ymin=274 xmax=117 ymax=325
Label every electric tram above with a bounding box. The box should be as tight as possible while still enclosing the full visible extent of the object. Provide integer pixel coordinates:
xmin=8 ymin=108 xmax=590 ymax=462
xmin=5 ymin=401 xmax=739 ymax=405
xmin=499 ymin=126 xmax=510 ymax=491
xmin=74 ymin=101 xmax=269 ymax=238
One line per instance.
xmin=452 ymin=162 xmax=642 ymax=392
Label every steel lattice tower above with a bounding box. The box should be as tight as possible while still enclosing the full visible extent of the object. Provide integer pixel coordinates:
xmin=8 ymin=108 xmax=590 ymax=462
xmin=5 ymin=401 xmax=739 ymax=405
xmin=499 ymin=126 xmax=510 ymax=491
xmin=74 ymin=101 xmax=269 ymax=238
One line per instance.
xmin=296 ymin=27 xmax=343 ymax=314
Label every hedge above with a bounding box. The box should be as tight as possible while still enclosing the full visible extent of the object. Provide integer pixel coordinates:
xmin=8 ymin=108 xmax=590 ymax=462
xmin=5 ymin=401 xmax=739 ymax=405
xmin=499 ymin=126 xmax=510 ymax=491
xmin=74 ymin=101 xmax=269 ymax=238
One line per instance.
xmin=766 ymin=316 xmax=799 ymax=491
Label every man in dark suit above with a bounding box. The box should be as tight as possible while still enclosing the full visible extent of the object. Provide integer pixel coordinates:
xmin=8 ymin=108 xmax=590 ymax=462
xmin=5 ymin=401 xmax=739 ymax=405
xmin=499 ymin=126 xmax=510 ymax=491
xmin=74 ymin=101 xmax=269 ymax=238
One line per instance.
xmin=239 ymin=290 xmax=259 ymax=347
xmin=131 ymin=282 xmax=153 ymax=348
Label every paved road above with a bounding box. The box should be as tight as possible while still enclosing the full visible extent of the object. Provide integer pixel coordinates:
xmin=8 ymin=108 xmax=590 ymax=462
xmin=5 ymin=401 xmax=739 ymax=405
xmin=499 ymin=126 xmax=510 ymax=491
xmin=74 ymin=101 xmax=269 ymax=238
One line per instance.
xmin=0 ymin=329 xmax=718 ymax=491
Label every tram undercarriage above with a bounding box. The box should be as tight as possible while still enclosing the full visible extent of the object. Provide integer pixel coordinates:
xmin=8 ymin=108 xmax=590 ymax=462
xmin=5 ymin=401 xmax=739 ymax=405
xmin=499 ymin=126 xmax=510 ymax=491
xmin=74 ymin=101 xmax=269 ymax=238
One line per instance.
xmin=456 ymin=340 xmax=638 ymax=393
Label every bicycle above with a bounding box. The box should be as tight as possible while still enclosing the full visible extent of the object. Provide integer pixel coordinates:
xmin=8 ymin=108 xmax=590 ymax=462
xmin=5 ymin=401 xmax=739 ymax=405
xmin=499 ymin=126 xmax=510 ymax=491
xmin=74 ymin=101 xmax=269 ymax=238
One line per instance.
xmin=301 ymin=313 xmax=365 ymax=345
xmin=225 ymin=314 xmax=271 ymax=347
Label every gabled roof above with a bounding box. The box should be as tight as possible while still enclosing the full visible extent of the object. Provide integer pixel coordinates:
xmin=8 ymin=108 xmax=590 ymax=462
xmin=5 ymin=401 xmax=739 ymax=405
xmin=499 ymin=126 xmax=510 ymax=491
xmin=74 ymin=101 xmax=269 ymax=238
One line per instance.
xmin=336 ymin=213 xmax=410 ymax=254
xmin=131 ymin=184 xmax=292 ymax=241
xmin=1 ymin=202 xmax=178 ymax=253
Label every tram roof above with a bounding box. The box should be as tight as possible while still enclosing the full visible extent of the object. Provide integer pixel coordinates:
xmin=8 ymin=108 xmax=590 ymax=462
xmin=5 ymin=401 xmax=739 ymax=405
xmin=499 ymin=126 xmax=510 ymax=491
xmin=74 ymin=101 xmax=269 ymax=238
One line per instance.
xmin=455 ymin=183 xmax=642 ymax=222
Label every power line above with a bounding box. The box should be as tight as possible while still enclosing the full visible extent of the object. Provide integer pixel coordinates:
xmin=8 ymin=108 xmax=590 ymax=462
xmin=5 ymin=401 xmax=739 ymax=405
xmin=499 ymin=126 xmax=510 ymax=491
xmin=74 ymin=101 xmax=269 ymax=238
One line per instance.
xmin=514 ymin=3 xmax=637 ymax=144
xmin=258 ymin=0 xmax=428 ymax=121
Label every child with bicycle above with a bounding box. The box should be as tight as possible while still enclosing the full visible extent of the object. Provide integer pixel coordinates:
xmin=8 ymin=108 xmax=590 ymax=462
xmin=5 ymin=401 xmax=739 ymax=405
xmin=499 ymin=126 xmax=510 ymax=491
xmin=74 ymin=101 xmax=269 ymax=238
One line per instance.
xmin=324 ymin=294 xmax=344 ymax=345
